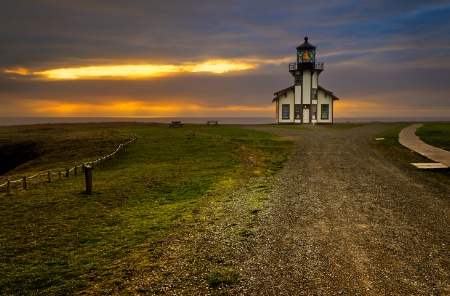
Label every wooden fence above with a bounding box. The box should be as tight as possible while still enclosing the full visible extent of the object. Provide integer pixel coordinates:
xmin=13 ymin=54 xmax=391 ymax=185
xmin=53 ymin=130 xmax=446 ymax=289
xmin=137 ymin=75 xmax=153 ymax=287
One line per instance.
xmin=0 ymin=134 xmax=138 ymax=195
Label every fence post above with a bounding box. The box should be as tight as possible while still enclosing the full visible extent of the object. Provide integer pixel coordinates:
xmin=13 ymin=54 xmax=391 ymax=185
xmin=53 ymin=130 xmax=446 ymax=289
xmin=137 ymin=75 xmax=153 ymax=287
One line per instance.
xmin=48 ymin=171 xmax=51 ymax=183
xmin=82 ymin=163 xmax=85 ymax=172
xmin=7 ymin=179 xmax=10 ymax=194
xmin=23 ymin=177 xmax=27 ymax=190
xmin=66 ymin=167 xmax=69 ymax=177
xmin=74 ymin=166 xmax=77 ymax=175
xmin=85 ymin=165 xmax=93 ymax=195
xmin=37 ymin=173 xmax=40 ymax=187
xmin=59 ymin=171 xmax=62 ymax=180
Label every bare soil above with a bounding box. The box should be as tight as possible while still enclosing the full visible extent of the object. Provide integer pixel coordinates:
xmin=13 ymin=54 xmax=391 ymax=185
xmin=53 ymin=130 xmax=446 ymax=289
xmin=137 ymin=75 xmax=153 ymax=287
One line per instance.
xmin=130 ymin=123 xmax=450 ymax=295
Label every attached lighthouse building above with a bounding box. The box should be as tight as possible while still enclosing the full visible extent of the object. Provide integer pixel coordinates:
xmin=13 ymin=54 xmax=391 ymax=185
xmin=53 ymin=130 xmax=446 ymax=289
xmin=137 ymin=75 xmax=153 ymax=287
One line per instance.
xmin=273 ymin=37 xmax=339 ymax=124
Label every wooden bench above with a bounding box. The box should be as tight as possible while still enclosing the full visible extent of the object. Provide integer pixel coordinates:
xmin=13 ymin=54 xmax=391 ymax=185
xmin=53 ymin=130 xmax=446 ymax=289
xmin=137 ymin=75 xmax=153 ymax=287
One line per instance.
xmin=206 ymin=120 xmax=218 ymax=125
xmin=170 ymin=121 xmax=183 ymax=127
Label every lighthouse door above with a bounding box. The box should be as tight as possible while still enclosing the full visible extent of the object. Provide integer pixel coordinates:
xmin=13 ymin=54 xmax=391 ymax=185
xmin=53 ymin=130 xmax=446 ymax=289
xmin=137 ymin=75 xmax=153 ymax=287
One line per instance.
xmin=302 ymin=108 xmax=310 ymax=124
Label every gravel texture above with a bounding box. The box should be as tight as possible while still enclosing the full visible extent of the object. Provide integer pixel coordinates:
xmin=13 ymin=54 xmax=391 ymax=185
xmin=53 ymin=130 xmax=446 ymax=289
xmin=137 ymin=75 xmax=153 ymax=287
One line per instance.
xmin=127 ymin=123 xmax=450 ymax=295
xmin=231 ymin=124 xmax=450 ymax=295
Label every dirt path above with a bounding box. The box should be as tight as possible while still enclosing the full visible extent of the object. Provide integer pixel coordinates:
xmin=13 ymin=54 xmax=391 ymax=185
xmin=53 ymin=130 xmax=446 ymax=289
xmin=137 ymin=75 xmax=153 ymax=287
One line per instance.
xmin=134 ymin=123 xmax=449 ymax=295
xmin=231 ymin=124 xmax=450 ymax=295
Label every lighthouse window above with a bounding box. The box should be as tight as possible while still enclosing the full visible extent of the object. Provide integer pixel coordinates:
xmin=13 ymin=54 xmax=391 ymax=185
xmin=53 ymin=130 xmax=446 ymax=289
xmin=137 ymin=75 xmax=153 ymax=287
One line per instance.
xmin=294 ymin=104 xmax=301 ymax=119
xmin=282 ymin=104 xmax=290 ymax=119
xmin=321 ymin=104 xmax=329 ymax=119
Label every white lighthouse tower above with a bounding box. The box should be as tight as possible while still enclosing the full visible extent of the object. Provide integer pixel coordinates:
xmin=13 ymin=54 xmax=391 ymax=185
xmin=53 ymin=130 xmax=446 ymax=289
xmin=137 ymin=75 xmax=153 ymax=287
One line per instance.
xmin=273 ymin=37 xmax=339 ymax=124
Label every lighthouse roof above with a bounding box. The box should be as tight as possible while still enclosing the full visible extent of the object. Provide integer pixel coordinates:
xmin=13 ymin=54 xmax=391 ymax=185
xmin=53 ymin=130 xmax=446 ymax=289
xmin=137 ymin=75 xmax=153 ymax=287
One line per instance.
xmin=272 ymin=85 xmax=339 ymax=102
xmin=296 ymin=36 xmax=316 ymax=50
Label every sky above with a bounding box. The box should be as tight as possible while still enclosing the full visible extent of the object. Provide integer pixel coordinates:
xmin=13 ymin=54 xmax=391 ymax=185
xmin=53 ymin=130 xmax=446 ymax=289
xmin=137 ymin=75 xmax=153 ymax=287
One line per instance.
xmin=1 ymin=0 xmax=450 ymax=118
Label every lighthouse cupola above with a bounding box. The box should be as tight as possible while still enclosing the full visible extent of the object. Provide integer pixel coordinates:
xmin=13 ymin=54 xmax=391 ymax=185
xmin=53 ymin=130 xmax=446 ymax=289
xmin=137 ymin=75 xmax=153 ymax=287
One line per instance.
xmin=296 ymin=36 xmax=316 ymax=68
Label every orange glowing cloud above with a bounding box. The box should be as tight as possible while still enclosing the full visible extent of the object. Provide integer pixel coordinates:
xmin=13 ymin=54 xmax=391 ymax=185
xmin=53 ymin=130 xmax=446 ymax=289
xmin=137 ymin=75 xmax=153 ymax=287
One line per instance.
xmin=333 ymin=99 xmax=390 ymax=117
xmin=33 ymin=101 xmax=184 ymax=115
xmin=35 ymin=65 xmax=180 ymax=79
xmin=222 ymin=105 xmax=274 ymax=111
xmin=26 ymin=99 xmax=273 ymax=117
xmin=187 ymin=60 xmax=254 ymax=73
xmin=332 ymin=92 xmax=436 ymax=117
xmin=5 ymin=59 xmax=256 ymax=80
xmin=4 ymin=68 xmax=29 ymax=75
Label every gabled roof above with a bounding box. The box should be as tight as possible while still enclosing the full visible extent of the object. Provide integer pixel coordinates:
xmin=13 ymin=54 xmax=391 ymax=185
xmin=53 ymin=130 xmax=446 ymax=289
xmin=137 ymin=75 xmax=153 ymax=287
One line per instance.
xmin=272 ymin=85 xmax=339 ymax=102
xmin=272 ymin=85 xmax=294 ymax=102
xmin=273 ymin=85 xmax=294 ymax=97
xmin=318 ymin=85 xmax=339 ymax=100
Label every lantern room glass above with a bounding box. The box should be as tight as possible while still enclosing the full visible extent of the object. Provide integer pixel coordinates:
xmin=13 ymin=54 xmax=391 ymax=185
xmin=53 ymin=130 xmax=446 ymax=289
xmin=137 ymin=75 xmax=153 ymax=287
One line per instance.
xmin=298 ymin=49 xmax=315 ymax=63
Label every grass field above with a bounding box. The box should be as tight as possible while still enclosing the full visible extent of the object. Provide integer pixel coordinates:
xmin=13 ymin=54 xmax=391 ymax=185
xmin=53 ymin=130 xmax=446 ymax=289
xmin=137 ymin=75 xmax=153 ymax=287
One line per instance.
xmin=373 ymin=122 xmax=450 ymax=185
xmin=416 ymin=122 xmax=450 ymax=152
xmin=0 ymin=122 xmax=293 ymax=295
xmin=1 ymin=121 xmax=449 ymax=294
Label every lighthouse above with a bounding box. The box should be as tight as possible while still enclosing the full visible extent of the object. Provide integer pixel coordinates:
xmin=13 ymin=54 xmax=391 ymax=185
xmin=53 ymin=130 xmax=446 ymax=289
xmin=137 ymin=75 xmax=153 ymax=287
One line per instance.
xmin=272 ymin=37 xmax=339 ymax=124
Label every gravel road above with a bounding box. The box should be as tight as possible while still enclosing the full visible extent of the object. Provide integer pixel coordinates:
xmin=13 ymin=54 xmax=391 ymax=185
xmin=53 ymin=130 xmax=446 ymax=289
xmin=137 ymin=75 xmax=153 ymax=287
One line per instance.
xmin=230 ymin=123 xmax=450 ymax=295
xmin=135 ymin=123 xmax=449 ymax=295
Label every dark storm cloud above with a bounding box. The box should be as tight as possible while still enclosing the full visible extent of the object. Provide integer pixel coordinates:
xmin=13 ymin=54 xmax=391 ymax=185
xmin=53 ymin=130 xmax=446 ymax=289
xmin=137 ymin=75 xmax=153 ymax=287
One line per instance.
xmin=1 ymin=0 xmax=298 ymax=68
xmin=2 ymin=0 xmax=449 ymax=67
xmin=1 ymin=0 xmax=450 ymax=117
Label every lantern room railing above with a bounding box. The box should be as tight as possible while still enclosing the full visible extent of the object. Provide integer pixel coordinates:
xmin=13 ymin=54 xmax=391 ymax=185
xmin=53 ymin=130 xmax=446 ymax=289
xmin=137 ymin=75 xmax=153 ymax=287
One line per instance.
xmin=289 ymin=62 xmax=324 ymax=71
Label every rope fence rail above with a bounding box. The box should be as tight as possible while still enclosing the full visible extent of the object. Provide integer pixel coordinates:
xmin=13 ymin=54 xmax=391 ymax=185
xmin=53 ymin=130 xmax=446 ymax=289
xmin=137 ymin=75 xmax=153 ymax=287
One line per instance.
xmin=0 ymin=134 xmax=138 ymax=195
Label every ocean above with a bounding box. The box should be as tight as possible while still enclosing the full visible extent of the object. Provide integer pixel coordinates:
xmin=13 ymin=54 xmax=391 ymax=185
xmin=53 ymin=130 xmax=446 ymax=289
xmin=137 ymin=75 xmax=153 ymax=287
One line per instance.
xmin=0 ymin=117 xmax=274 ymax=126
xmin=0 ymin=116 xmax=449 ymax=126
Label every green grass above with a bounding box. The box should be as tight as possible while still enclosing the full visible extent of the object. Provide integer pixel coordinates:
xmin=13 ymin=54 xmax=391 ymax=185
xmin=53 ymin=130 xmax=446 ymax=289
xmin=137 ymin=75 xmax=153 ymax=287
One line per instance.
xmin=373 ymin=122 xmax=450 ymax=186
xmin=206 ymin=268 xmax=240 ymax=288
xmin=416 ymin=122 xmax=450 ymax=152
xmin=0 ymin=123 xmax=293 ymax=295
xmin=0 ymin=122 xmax=136 ymax=179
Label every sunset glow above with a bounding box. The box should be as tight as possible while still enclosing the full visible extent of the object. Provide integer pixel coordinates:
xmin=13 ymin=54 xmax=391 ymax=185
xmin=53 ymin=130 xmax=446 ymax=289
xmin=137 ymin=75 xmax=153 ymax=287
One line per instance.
xmin=2 ymin=1 xmax=450 ymax=119
xmin=26 ymin=99 xmax=274 ymax=117
xmin=8 ymin=60 xmax=256 ymax=80
xmin=35 ymin=65 xmax=179 ymax=79
xmin=4 ymin=68 xmax=30 ymax=76
xmin=188 ymin=60 xmax=254 ymax=73
xmin=223 ymin=105 xmax=274 ymax=111
xmin=33 ymin=101 xmax=193 ymax=115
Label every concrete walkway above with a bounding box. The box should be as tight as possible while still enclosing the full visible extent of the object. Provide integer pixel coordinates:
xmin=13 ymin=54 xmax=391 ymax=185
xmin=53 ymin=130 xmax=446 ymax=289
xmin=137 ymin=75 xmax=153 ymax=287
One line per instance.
xmin=399 ymin=123 xmax=450 ymax=168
